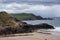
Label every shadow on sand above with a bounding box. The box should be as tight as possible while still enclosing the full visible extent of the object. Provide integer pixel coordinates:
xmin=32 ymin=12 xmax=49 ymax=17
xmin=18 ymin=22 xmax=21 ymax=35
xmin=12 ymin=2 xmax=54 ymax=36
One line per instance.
xmin=0 ymin=33 xmax=34 ymax=38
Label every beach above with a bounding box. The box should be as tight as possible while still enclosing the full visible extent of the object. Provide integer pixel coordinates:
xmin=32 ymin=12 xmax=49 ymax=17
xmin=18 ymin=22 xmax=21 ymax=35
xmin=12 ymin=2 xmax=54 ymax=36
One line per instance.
xmin=0 ymin=32 xmax=60 ymax=40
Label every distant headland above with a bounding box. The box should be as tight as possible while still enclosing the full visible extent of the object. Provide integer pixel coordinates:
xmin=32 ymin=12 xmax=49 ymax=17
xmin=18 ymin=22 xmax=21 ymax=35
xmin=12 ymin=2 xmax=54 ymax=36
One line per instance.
xmin=11 ymin=13 xmax=53 ymax=20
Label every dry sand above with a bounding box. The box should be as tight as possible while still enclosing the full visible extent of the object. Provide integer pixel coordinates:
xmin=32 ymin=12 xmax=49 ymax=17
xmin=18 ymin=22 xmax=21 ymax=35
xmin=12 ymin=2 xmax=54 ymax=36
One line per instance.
xmin=0 ymin=32 xmax=60 ymax=40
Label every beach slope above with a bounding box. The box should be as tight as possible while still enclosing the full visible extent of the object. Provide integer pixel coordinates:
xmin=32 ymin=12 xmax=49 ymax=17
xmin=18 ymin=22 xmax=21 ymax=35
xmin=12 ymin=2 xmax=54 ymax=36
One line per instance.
xmin=0 ymin=33 xmax=60 ymax=40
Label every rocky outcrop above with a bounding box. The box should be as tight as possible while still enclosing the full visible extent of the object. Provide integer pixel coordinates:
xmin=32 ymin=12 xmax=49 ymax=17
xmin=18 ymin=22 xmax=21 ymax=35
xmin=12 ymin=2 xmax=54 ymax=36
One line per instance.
xmin=21 ymin=23 xmax=54 ymax=33
xmin=42 ymin=23 xmax=54 ymax=29
xmin=34 ymin=23 xmax=54 ymax=29
xmin=0 ymin=11 xmax=24 ymax=35
xmin=0 ymin=11 xmax=54 ymax=35
xmin=11 ymin=13 xmax=53 ymax=20
xmin=0 ymin=23 xmax=55 ymax=35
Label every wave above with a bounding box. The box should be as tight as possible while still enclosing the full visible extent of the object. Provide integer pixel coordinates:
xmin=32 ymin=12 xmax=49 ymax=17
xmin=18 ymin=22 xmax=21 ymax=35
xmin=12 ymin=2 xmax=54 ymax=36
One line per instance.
xmin=37 ymin=27 xmax=60 ymax=36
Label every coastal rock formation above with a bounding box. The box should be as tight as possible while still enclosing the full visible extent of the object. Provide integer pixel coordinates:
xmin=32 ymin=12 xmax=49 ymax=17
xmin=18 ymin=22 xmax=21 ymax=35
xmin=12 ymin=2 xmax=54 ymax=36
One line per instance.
xmin=34 ymin=23 xmax=54 ymax=29
xmin=0 ymin=11 xmax=24 ymax=35
xmin=11 ymin=13 xmax=53 ymax=20
xmin=21 ymin=23 xmax=54 ymax=33
xmin=0 ymin=11 xmax=21 ymax=27
xmin=0 ymin=11 xmax=54 ymax=35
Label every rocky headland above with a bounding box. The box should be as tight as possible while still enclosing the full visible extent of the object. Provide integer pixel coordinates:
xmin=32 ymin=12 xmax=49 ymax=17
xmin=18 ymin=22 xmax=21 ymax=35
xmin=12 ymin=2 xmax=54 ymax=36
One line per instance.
xmin=11 ymin=13 xmax=53 ymax=20
xmin=0 ymin=11 xmax=54 ymax=35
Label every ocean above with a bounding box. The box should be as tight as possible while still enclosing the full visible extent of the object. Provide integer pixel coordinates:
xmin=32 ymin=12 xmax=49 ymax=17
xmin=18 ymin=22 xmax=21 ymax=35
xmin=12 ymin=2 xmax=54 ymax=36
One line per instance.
xmin=23 ymin=18 xmax=60 ymax=36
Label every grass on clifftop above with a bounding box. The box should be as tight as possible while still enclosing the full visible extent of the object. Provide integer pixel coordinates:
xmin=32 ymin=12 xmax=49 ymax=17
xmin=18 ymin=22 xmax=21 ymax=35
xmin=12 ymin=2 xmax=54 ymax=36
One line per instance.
xmin=0 ymin=11 xmax=16 ymax=27
xmin=11 ymin=13 xmax=36 ymax=19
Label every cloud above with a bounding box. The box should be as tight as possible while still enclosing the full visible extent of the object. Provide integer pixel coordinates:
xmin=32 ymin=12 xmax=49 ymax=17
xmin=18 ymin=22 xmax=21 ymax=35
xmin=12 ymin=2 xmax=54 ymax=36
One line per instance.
xmin=0 ymin=0 xmax=6 ymax=2
xmin=1 ymin=0 xmax=60 ymax=5
xmin=21 ymin=5 xmax=60 ymax=17
xmin=0 ymin=2 xmax=60 ymax=17
xmin=0 ymin=3 xmax=33 ymax=13
xmin=0 ymin=0 xmax=60 ymax=17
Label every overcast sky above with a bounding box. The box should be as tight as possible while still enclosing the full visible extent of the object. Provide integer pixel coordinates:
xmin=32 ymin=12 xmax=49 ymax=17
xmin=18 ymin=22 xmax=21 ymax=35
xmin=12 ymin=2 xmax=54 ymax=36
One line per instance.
xmin=0 ymin=0 xmax=60 ymax=17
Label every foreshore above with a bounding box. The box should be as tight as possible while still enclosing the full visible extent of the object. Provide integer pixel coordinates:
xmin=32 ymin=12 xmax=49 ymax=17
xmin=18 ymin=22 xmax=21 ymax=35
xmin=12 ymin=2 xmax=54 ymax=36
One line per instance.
xmin=0 ymin=32 xmax=60 ymax=40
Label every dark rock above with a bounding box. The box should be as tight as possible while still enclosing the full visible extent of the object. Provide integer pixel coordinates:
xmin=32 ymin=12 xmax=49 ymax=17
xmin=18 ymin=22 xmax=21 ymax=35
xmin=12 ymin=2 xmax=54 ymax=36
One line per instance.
xmin=0 ymin=23 xmax=54 ymax=35
xmin=38 ymin=23 xmax=54 ymax=29
xmin=30 ymin=23 xmax=54 ymax=29
xmin=21 ymin=24 xmax=34 ymax=33
xmin=21 ymin=23 xmax=54 ymax=33
xmin=22 ymin=22 xmax=27 ymax=24
xmin=0 ymin=26 xmax=23 ymax=35
xmin=38 ymin=23 xmax=55 ymax=29
xmin=18 ymin=23 xmax=54 ymax=33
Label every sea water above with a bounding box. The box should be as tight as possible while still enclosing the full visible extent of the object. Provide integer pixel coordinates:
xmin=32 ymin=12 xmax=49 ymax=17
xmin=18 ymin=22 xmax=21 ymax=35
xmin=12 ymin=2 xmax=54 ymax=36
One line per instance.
xmin=23 ymin=18 xmax=60 ymax=36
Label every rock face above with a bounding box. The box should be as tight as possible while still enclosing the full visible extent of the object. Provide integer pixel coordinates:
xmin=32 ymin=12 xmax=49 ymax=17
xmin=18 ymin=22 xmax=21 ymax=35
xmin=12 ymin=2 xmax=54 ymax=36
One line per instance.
xmin=21 ymin=23 xmax=54 ymax=33
xmin=39 ymin=23 xmax=54 ymax=29
xmin=33 ymin=23 xmax=54 ymax=29
xmin=0 ymin=11 xmax=24 ymax=35
xmin=0 ymin=11 xmax=18 ymax=27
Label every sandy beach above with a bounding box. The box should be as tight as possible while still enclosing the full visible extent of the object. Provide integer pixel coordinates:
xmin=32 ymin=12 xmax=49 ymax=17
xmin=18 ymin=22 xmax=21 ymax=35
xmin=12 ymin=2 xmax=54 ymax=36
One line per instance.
xmin=0 ymin=32 xmax=60 ymax=40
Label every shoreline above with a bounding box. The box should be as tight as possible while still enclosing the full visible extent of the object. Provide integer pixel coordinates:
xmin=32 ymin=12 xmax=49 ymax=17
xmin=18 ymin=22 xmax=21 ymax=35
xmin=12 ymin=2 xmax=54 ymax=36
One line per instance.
xmin=0 ymin=27 xmax=60 ymax=37
xmin=0 ymin=32 xmax=60 ymax=40
xmin=37 ymin=28 xmax=60 ymax=36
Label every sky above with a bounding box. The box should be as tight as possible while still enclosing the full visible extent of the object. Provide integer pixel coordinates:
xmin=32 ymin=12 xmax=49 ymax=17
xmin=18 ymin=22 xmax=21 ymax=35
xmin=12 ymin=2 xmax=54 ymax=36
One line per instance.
xmin=0 ymin=0 xmax=60 ymax=17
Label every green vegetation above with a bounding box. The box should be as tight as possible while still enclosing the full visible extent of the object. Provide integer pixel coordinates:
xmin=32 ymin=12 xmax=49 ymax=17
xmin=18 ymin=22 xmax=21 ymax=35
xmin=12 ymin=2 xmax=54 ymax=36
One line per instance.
xmin=11 ymin=13 xmax=43 ymax=20
xmin=11 ymin=13 xmax=35 ymax=19
xmin=11 ymin=13 xmax=53 ymax=20
xmin=0 ymin=11 xmax=16 ymax=27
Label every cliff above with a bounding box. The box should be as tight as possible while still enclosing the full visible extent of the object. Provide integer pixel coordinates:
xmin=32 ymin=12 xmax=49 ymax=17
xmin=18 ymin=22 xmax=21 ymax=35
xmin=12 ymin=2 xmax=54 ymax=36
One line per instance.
xmin=11 ymin=13 xmax=43 ymax=20
xmin=11 ymin=13 xmax=53 ymax=20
